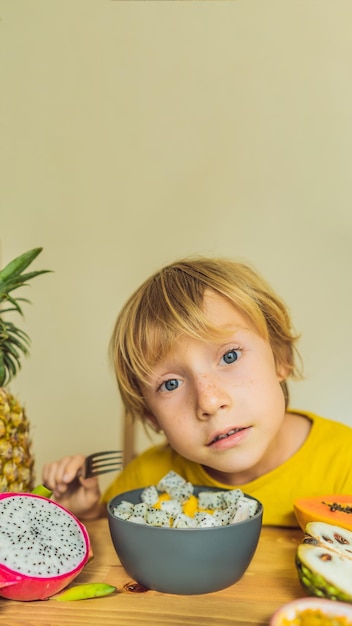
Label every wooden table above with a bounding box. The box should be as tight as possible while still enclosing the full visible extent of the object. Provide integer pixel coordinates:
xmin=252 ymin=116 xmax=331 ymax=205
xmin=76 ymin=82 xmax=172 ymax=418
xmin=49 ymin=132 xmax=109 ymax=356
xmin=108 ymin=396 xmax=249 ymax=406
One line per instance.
xmin=0 ymin=519 xmax=306 ymax=625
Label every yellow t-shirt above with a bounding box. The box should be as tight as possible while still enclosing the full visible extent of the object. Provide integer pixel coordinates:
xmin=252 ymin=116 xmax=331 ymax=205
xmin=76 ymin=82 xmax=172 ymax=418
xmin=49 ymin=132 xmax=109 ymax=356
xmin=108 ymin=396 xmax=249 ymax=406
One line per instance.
xmin=102 ymin=411 xmax=352 ymax=527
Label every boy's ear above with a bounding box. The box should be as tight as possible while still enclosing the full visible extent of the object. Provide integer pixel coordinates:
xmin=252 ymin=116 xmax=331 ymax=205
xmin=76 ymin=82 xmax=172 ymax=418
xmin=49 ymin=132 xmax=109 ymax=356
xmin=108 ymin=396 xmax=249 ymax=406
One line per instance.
xmin=275 ymin=345 xmax=293 ymax=382
xmin=276 ymin=361 xmax=289 ymax=382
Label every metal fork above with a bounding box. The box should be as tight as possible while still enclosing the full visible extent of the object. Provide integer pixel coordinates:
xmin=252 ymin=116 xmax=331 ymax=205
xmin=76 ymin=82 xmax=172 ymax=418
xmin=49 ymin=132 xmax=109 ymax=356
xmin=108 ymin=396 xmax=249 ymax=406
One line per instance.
xmin=80 ymin=450 xmax=124 ymax=478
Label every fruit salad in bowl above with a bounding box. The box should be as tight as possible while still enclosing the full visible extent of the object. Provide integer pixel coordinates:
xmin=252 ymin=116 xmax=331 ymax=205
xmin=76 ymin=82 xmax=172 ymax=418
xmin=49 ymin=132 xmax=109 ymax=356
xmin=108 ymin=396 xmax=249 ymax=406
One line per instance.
xmin=108 ymin=471 xmax=263 ymax=594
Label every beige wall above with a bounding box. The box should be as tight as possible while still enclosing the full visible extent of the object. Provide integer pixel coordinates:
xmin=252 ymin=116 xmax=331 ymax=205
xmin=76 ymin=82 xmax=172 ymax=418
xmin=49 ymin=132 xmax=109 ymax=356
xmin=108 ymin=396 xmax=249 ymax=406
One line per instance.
xmin=1 ymin=0 xmax=352 ymax=487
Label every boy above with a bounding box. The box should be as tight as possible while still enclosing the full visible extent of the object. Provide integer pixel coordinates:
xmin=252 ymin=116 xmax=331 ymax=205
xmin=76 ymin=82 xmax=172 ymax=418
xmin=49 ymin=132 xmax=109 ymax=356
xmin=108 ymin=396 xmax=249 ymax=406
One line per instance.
xmin=42 ymin=257 xmax=352 ymax=526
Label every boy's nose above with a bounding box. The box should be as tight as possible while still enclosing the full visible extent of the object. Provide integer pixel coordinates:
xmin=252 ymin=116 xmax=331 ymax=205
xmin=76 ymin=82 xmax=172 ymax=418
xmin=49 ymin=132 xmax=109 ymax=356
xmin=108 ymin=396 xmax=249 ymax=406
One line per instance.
xmin=195 ymin=376 xmax=230 ymax=420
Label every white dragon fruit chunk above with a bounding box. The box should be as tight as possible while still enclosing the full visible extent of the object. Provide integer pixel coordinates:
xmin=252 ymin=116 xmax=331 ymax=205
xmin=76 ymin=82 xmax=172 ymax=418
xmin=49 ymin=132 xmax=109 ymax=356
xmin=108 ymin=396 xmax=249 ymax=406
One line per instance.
xmin=112 ymin=508 xmax=132 ymax=521
xmin=112 ymin=500 xmax=134 ymax=519
xmin=114 ymin=500 xmax=134 ymax=514
xmin=213 ymin=506 xmax=236 ymax=525
xmin=172 ymin=513 xmax=197 ymax=529
xmin=157 ymin=471 xmax=187 ymax=493
xmin=160 ymin=499 xmax=183 ymax=517
xmin=168 ymin=482 xmax=194 ymax=503
xmin=132 ymin=502 xmax=148 ymax=518
xmin=0 ymin=492 xmax=91 ymax=602
xmin=239 ymin=496 xmax=258 ymax=518
xmin=198 ymin=491 xmax=226 ymax=510
xmin=145 ymin=508 xmax=170 ymax=527
xmin=140 ymin=485 xmax=159 ymax=506
xmin=127 ymin=515 xmax=147 ymax=525
xmin=195 ymin=512 xmax=222 ymax=528
xmin=230 ymin=500 xmax=251 ymax=523
xmin=222 ymin=489 xmax=244 ymax=508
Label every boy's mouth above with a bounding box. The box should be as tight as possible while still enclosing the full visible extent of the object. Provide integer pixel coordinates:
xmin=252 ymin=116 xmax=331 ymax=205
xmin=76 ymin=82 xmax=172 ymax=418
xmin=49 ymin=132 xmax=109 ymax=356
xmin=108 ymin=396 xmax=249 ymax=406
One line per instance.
xmin=207 ymin=427 xmax=248 ymax=446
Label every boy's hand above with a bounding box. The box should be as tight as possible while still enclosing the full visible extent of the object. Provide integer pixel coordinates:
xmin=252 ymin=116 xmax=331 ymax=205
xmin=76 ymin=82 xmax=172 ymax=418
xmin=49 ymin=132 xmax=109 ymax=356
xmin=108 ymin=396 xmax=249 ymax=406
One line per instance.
xmin=42 ymin=455 xmax=103 ymax=520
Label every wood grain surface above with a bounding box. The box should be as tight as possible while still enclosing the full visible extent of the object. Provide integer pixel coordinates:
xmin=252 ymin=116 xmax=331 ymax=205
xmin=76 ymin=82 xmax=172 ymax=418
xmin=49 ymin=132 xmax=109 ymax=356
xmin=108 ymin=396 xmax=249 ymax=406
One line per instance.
xmin=0 ymin=519 xmax=305 ymax=625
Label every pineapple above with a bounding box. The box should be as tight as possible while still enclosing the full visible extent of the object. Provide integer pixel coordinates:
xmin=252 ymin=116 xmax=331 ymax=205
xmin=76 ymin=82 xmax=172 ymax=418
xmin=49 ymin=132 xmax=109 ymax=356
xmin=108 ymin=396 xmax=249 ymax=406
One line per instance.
xmin=0 ymin=247 xmax=50 ymax=492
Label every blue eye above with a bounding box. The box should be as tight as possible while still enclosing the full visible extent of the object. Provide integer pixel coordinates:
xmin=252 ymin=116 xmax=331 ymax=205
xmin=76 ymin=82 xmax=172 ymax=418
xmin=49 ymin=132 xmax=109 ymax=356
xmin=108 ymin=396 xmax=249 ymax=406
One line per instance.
xmin=221 ymin=349 xmax=240 ymax=365
xmin=160 ymin=379 xmax=180 ymax=392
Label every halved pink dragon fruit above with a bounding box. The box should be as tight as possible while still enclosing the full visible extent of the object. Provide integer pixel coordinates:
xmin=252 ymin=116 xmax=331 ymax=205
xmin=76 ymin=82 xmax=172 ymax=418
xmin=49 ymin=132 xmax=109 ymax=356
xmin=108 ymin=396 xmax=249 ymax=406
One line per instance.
xmin=0 ymin=492 xmax=91 ymax=601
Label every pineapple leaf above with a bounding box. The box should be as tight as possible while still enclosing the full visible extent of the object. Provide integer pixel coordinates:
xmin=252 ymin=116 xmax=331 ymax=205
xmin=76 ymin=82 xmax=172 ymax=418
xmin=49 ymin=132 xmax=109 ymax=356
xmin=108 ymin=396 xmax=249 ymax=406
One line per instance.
xmin=0 ymin=271 xmax=51 ymax=303
xmin=4 ymin=341 xmax=27 ymax=363
xmin=1 ymin=297 xmax=34 ymax=316
xmin=0 ymin=248 xmax=44 ymax=282
xmin=2 ymin=329 xmax=29 ymax=353
xmin=1 ymin=355 xmax=18 ymax=386
xmin=6 ymin=324 xmax=31 ymax=344
xmin=0 ymin=247 xmax=51 ymax=387
xmin=0 ymin=321 xmax=30 ymax=355
xmin=4 ymin=341 xmax=21 ymax=362
xmin=0 ymin=355 xmax=6 ymax=387
xmin=0 ymin=295 xmax=25 ymax=315
xmin=3 ymin=352 xmax=18 ymax=377
xmin=0 ymin=306 xmax=21 ymax=315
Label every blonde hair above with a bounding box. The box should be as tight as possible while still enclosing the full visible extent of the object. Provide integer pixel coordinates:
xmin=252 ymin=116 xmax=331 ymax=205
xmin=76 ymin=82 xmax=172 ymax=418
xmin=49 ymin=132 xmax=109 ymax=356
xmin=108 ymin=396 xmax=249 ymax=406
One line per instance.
xmin=109 ymin=257 xmax=302 ymax=424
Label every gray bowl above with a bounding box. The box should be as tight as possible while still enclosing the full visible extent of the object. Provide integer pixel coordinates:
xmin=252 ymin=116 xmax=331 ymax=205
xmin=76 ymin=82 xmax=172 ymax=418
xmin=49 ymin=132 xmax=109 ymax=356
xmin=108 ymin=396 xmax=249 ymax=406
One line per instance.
xmin=107 ymin=487 xmax=263 ymax=595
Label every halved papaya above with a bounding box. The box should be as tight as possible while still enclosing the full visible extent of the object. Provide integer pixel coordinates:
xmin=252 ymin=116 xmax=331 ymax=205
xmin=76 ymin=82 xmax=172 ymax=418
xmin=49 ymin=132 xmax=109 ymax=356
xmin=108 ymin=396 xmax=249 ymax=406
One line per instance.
xmin=294 ymin=494 xmax=352 ymax=532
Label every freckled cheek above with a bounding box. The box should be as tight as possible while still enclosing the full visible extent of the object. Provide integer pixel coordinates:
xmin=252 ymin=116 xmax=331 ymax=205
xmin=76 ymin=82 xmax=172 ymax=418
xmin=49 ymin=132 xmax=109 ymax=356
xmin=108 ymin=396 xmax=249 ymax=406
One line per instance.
xmin=155 ymin=402 xmax=191 ymax=432
xmin=253 ymin=375 xmax=286 ymax=413
xmin=244 ymin=372 xmax=283 ymax=400
xmin=160 ymin=415 xmax=194 ymax=448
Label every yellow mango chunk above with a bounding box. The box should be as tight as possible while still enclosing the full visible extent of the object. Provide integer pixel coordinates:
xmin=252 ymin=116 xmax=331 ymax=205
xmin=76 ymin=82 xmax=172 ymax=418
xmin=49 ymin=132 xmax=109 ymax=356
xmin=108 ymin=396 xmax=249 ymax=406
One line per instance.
xmin=154 ymin=493 xmax=171 ymax=509
xmin=182 ymin=495 xmax=199 ymax=517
